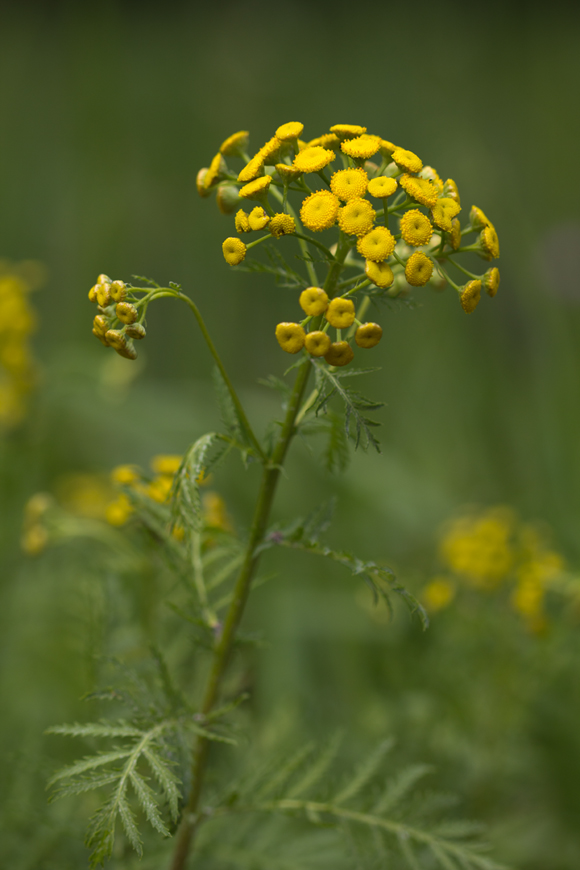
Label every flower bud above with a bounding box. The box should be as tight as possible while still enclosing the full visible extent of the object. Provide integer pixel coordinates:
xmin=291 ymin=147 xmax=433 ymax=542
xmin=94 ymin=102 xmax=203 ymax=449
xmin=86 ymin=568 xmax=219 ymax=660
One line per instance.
xmin=275 ymin=322 xmax=305 ymax=354
xmin=109 ymin=280 xmax=126 ymax=302
xmin=460 ymin=280 xmax=482 ymax=313
xmin=96 ymin=282 xmax=111 ymax=307
xmin=355 ymin=323 xmax=383 ymax=348
xmin=97 ymin=273 xmax=112 ymax=284
xmin=217 ymin=184 xmax=243 ymax=215
xmin=116 ymin=301 xmax=138 ymax=324
xmin=299 ymin=286 xmax=329 ymax=316
xmin=125 ymin=322 xmax=146 ymax=339
xmin=88 ymin=284 xmax=99 ymax=303
xmin=324 ymin=341 xmax=354 ymax=367
xmin=326 ymin=297 xmax=355 ymax=328
xmin=196 ymin=168 xmax=212 ymax=198
xmin=93 ymin=314 xmax=109 ymax=335
xmin=304 ymin=330 xmax=331 ymax=357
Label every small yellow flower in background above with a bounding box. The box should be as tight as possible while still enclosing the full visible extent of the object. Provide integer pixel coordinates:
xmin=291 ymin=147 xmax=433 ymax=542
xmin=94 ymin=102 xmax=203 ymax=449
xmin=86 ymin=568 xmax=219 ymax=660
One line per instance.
xmin=147 ymin=475 xmax=173 ymax=504
xmin=150 ymin=454 xmax=182 ymax=476
xmin=440 ymin=507 xmax=515 ymax=588
xmin=219 ymin=130 xmax=249 ymax=157
xmin=275 ymin=163 xmax=302 ymax=181
xmin=24 ymin=492 xmax=53 ymax=523
xmin=431 ymin=198 xmax=462 ymax=233
xmin=330 ymin=167 xmax=369 ymax=201
xmin=484 ymin=267 xmax=500 ymax=297
xmin=300 ymin=190 xmax=340 ymax=232
xmin=422 ymin=577 xmax=455 ymax=612
xmin=449 ymin=218 xmax=461 ymax=251
xmin=405 ymin=252 xmax=434 ymax=286
xmin=203 ymin=152 xmax=226 ymax=190
xmin=338 ymin=198 xmax=376 ymax=236
xmin=106 ymin=493 xmax=134 ymax=526
xmin=391 ymin=147 xmax=423 ymax=174
xmin=112 ymin=464 xmax=141 ymax=485
xmin=399 ymin=174 xmax=439 ymax=209
xmin=248 ymin=207 xmax=270 ymax=231
xmin=460 ymin=279 xmax=482 ymax=313
xmin=341 ymin=135 xmax=381 ymax=160
xmin=275 ymin=322 xmax=306 ymax=354
xmin=275 ymin=121 xmax=304 ymax=141
xmin=365 ymin=259 xmax=394 ymax=288
xmin=357 ymin=226 xmax=395 ymax=262
xmin=239 ymin=175 xmax=271 ymax=200
xmin=355 ymin=322 xmax=382 ymax=348
xmin=299 ymin=287 xmax=329 ymax=316
xmin=400 ymin=209 xmax=434 ymax=246
xmin=202 ymin=492 xmax=232 ymax=532
xmin=304 ymin=330 xmax=331 ymax=357
xmin=293 ymin=146 xmax=336 ymax=173
xmin=479 ymin=225 xmax=500 ymax=260
xmin=330 ymin=124 xmax=367 ymax=138
xmin=56 ymin=473 xmax=113 ymax=519
xmin=237 ymin=154 xmax=265 ymax=183
xmin=470 ymin=205 xmax=492 ymax=228
xmin=367 ymin=176 xmax=398 ymax=198
xmin=269 ymin=213 xmax=296 ymax=238
xmin=21 ymin=523 xmax=49 ymax=556
xmin=444 ymin=178 xmax=461 ymax=205
xmin=324 ymin=341 xmax=354 ymax=367
xmin=326 ymin=297 xmax=355 ymax=328
xmin=308 ymin=133 xmax=340 ymax=149
xmin=419 ymin=166 xmax=444 ymax=193
xmin=235 ymin=210 xmax=251 ymax=233
xmin=222 ymin=238 xmax=247 ymax=266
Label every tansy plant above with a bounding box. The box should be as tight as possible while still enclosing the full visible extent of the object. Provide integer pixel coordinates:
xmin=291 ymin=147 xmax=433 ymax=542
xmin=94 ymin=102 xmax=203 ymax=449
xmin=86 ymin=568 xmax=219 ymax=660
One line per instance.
xmin=46 ymin=122 xmax=506 ymax=870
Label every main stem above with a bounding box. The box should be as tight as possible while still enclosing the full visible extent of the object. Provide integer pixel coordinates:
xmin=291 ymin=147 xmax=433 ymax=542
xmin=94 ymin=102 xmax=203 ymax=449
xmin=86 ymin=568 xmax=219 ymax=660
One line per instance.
xmin=169 ymin=357 xmax=312 ymax=870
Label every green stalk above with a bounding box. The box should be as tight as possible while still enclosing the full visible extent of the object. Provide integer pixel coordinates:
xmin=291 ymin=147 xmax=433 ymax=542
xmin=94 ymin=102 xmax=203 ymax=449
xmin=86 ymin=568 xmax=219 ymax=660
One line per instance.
xmin=168 ymin=356 xmax=312 ymax=870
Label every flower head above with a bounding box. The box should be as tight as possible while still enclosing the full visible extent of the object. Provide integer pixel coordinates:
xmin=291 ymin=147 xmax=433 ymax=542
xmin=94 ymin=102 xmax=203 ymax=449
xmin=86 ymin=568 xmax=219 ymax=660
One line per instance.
xmin=484 ymin=267 xmax=500 ymax=297
xmin=391 ymin=147 xmax=423 ymax=174
xmin=300 ymin=190 xmax=340 ymax=232
xmin=109 ymin=280 xmax=126 ymax=302
xmin=341 ymin=135 xmax=381 ymax=160
xmin=217 ymin=184 xmax=242 ymax=215
xmin=305 ymin=330 xmax=331 ymax=357
xmin=293 ymin=146 xmax=336 ymax=173
xmin=258 ymin=136 xmax=282 ymax=164
xmin=204 ymin=152 xmax=226 ymax=189
xmin=324 ymin=341 xmax=354 ymax=367
xmin=106 ymin=493 xmax=133 ymax=526
xmin=269 ymin=213 xmax=296 ymax=238
xmin=399 ymin=174 xmax=439 ymax=208
xmin=111 ymin=464 xmax=141 ymax=485
xmin=355 ymin=322 xmax=382 ymax=348
xmin=248 ymin=207 xmax=270 ymax=231
xmin=326 ymin=297 xmax=355 ymax=328
xmin=196 ymin=168 xmax=212 ymax=198
xmin=338 ymin=198 xmax=376 ymax=236
xmin=405 ymin=251 xmax=434 ymax=286
xmin=449 ymin=217 xmax=461 ymax=251
xmin=275 ymin=163 xmax=302 ymax=181
xmin=444 ymin=178 xmax=461 ymax=205
xmin=378 ymin=139 xmax=396 ymax=158
xmin=275 ymin=322 xmax=305 ymax=354
xmin=365 ymin=259 xmax=394 ymax=288
xmin=470 ymin=205 xmax=492 ymax=228
xmin=220 ymin=130 xmax=249 ymax=156
xmin=400 ymin=209 xmax=434 ymax=246
xmin=367 ymin=176 xmax=398 ymax=199
xmin=239 ymin=175 xmax=271 ymax=200
xmin=222 ymin=237 xmax=247 ymax=265
xmin=460 ymin=279 xmax=482 ymax=313
xmin=357 ymin=226 xmax=396 ymax=262
xmin=116 ymin=301 xmax=138 ymax=324
xmin=299 ymin=286 xmax=329 ymax=316
xmin=235 ymin=209 xmax=251 ymax=233
xmin=479 ymin=225 xmax=500 ymax=260
xmin=276 ymin=121 xmax=304 ymax=141
xmin=330 ymin=167 xmax=369 ymax=201
xmin=330 ymin=124 xmax=367 ymax=138
xmin=431 ymin=197 xmax=461 ymax=232
xmin=419 ymin=165 xmax=444 ymax=193
xmin=150 ymin=454 xmax=182 ymax=475
xmin=308 ymin=133 xmax=340 ymax=149
xmin=237 ymin=154 xmax=265 ymax=183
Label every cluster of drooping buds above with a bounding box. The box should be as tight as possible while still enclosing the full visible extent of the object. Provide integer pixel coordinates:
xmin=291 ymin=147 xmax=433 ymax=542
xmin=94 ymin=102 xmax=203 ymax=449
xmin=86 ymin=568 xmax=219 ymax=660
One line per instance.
xmin=88 ymin=274 xmax=146 ymax=359
xmin=197 ymin=122 xmax=500 ymax=367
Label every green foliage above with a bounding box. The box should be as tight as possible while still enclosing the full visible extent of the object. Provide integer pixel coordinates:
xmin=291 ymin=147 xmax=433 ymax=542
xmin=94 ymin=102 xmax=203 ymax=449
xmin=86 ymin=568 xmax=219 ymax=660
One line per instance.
xmin=311 ymin=363 xmax=384 ymax=453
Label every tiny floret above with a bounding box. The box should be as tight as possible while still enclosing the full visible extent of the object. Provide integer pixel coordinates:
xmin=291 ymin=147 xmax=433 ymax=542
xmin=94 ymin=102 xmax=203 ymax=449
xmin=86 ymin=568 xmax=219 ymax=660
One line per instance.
xmin=269 ymin=213 xmax=296 ymax=238
xmin=357 ymin=226 xmax=396 ymax=262
xmin=400 ymin=209 xmax=434 ymax=246
xmin=324 ymin=341 xmax=354 ymax=367
xmin=479 ymin=225 xmax=500 ymax=260
xmin=304 ymin=330 xmax=331 ymax=357
xmin=365 ymin=259 xmax=394 ymax=289
xmin=330 ymin=167 xmax=369 ymax=201
xmin=235 ymin=209 xmax=251 ymax=233
xmin=237 ymin=154 xmax=265 ymax=183
xmin=300 ymin=190 xmax=340 ymax=232
xmin=341 ymin=135 xmax=381 ymax=160
xmin=444 ymin=178 xmax=461 ymax=205
xmin=399 ymin=174 xmax=439 ymax=208
xmin=405 ymin=252 xmax=434 ymax=286
xmin=330 ymin=124 xmax=367 ymax=138
xmin=431 ymin=197 xmax=461 ymax=232
xmin=276 ymin=121 xmax=304 ymax=141
xmin=338 ymin=198 xmax=376 ymax=236
xmin=460 ymin=280 xmax=482 ymax=313
xmin=219 ymin=130 xmax=249 ymax=156
xmin=355 ymin=323 xmax=383 ymax=348
xmin=299 ymin=286 xmax=329 ymax=316
xmin=367 ymin=176 xmax=398 ymax=198
xmin=275 ymin=322 xmax=306 ymax=354
xmin=248 ymin=206 xmax=270 ymax=231
xmin=239 ymin=175 xmax=271 ymax=200
xmin=326 ymin=297 xmax=355 ymax=328
xmin=391 ymin=147 xmax=423 ymax=174
xmin=293 ymin=146 xmax=336 ymax=173
xmin=222 ymin=237 xmax=247 ymax=265
xmin=258 ymin=136 xmax=282 ymax=164
xmin=111 ymin=464 xmax=141 ymax=485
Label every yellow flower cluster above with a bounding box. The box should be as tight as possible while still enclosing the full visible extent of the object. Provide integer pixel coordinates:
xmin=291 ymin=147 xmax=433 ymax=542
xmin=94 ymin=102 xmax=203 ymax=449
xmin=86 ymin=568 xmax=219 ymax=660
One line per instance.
xmin=0 ymin=262 xmax=43 ymax=432
xmin=197 ymin=122 xmax=501 ymax=369
xmin=423 ymin=506 xmax=571 ymax=633
xmin=88 ymin=274 xmax=146 ymax=359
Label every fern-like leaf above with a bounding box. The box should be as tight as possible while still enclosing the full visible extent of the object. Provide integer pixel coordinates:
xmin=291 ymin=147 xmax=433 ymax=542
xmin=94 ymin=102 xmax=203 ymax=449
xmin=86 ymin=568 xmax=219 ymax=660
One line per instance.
xmin=312 ymin=361 xmax=384 ymax=452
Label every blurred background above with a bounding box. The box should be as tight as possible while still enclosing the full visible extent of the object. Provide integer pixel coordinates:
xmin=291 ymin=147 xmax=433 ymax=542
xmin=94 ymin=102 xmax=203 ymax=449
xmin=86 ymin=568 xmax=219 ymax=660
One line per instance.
xmin=1 ymin=1 xmax=580 ymax=867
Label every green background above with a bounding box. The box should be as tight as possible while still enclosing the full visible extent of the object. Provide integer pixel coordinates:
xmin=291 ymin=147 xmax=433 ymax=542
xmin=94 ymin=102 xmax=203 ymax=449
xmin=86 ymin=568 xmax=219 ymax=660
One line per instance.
xmin=1 ymin=2 xmax=580 ymax=867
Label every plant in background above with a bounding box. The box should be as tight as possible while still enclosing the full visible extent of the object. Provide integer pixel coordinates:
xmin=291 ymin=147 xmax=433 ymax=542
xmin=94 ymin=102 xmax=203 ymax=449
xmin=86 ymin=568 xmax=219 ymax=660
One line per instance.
xmin=41 ymin=122 xmax=507 ymax=870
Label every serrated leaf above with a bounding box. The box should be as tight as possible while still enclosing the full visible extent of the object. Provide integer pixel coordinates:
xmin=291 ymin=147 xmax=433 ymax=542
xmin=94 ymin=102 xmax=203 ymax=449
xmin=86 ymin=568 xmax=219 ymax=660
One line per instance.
xmin=47 ymin=721 xmax=144 ymax=739
xmin=287 ymin=732 xmax=342 ymax=799
xmin=374 ymin=764 xmax=433 ymax=815
xmin=48 ymin=749 xmax=133 ymax=785
xmin=143 ymin=748 xmax=180 ymax=821
xmin=313 ymin=360 xmax=384 ymax=452
xmin=334 ymin=738 xmax=394 ymax=806
xmin=255 ymin=744 xmax=314 ymax=800
xmin=117 ymin=792 xmax=143 ymax=854
xmin=129 ymin=770 xmax=171 ymax=836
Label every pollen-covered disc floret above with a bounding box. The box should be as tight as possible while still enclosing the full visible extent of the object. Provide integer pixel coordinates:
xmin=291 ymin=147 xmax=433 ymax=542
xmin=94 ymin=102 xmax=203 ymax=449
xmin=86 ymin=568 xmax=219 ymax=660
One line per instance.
xmin=239 ymin=175 xmax=271 ymax=200
xmin=330 ymin=167 xmax=369 ymax=201
xmin=276 ymin=121 xmax=304 ymax=141
xmin=357 ymin=226 xmax=396 ymax=262
xmin=431 ymin=197 xmax=461 ymax=232
xmin=400 ymin=209 xmax=434 ymax=246
xmin=365 ymin=260 xmax=394 ymax=289
xmin=222 ymin=237 xmax=247 ymax=265
xmin=248 ymin=207 xmax=270 ymax=231
xmin=293 ymin=146 xmax=336 ymax=173
xmin=341 ymin=135 xmax=381 ymax=160
xmin=391 ymin=147 xmax=423 ymax=174
xmin=399 ymin=174 xmax=439 ymax=209
xmin=460 ymin=280 xmax=482 ymax=313
xmin=338 ymin=198 xmax=376 ymax=236
xmin=355 ymin=323 xmax=383 ymax=348
xmin=269 ymin=213 xmax=296 ymax=238
xmin=405 ymin=252 xmax=434 ymax=286
xmin=300 ymin=190 xmax=340 ymax=231
xmin=326 ymin=297 xmax=355 ymax=328
xmin=367 ymin=176 xmax=398 ymax=198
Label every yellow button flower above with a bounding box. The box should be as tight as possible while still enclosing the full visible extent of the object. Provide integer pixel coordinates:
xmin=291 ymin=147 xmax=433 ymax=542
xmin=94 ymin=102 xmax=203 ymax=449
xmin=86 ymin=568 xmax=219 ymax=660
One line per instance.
xmin=460 ymin=279 xmax=482 ymax=313
xmin=88 ymin=284 xmax=99 ymax=303
xmin=341 ymin=135 xmax=381 ymax=160
xmin=405 ymin=251 xmax=434 ymax=286
xmin=300 ymin=190 xmax=340 ymax=232
xmin=356 ymin=226 xmax=396 ymax=262
xmin=330 ymin=124 xmax=367 ymax=138
xmin=422 ymin=577 xmax=455 ymax=611
xmin=431 ymin=197 xmax=461 ymax=232
xmin=391 ymin=147 xmax=423 ymax=174
xmin=444 ymin=178 xmax=461 ymax=205
xmin=365 ymin=259 xmax=394 ymax=288
xmin=399 ymin=174 xmax=439 ymax=209
xmin=235 ymin=209 xmax=251 ymax=233
xmin=449 ymin=218 xmax=461 ymax=251
xmin=126 ymin=323 xmax=146 ymax=340
xmin=338 ymin=198 xmax=376 ymax=236
xmin=258 ymin=136 xmax=282 ymax=164
xmin=237 ymin=154 xmax=265 ymax=183
xmin=239 ymin=175 xmax=271 ymax=200
xmin=378 ymin=139 xmax=396 ymax=157
xmin=93 ymin=314 xmax=109 ymax=336
xmin=275 ymin=322 xmax=306 ymax=354
xmin=147 ymin=474 xmax=173 ymax=503
xmin=326 ymin=297 xmax=355 ymax=328
xmin=299 ymin=286 xmax=329 ymax=315
xmin=151 ymin=454 xmax=182 ymax=475
xmin=304 ymin=330 xmax=331 ymax=357
xmin=470 ymin=205 xmax=492 ymax=228
xmin=419 ymin=165 xmax=444 ymax=193
xmin=355 ymin=322 xmax=382 ymax=348
xmin=275 ymin=163 xmax=302 ymax=181
xmin=248 ymin=206 xmax=270 ymax=231
xmin=308 ymin=133 xmax=340 ymax=150
xmin=330 ymin=167 xmax=368 ymax=201
xmin=222 ymin=237 xmax=247 ymax=265
xmin=116 ymin=301 xmax=138 ymax=324
xmin=324 ymin=341 xmax=354 ymax=367
xmin=109 ymin=280 xmax=126 ymax=302
xmin=276 ymin=121 xmax=304 ymax=141
xmin=111 ymin=464 xmax=141 ymax=485
xmin=203 ymin=152 xmax=225 ymax=190
xmin=219 ymin=130 xmax=249 ymax=156
xmin=400 ymin=209 xmax=434 ymax=246
xmin=293 ymin=146 xmax=336 ymax=173
xmin=367 ymin=176 xmax=398 ymax=198
xmin=269 ymin=213 xmax=296 ymax=238
xmin=479 ymin=225 xmax=500 ymax=260
xmin=484 ymin=267 xmax=500 ymax=297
